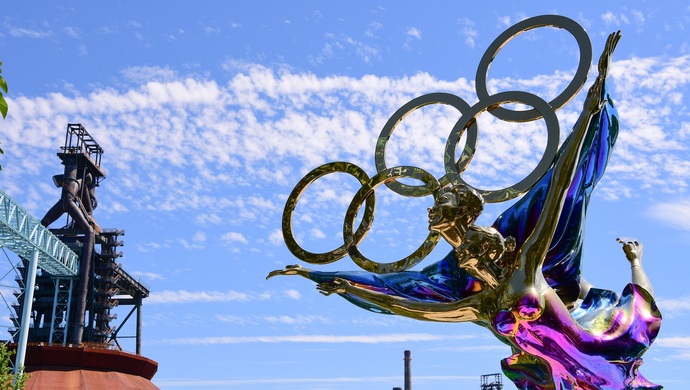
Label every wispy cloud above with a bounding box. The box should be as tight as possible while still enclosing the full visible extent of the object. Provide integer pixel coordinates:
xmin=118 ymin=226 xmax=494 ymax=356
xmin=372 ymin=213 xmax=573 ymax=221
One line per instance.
xmin=406 ymin=27 xmax=421 ymax=40
xmin=648 ymin=201 xmax=690 ymax=230
xmin=284 ymin=289 xmax=301 ymax=300
xmin=156 ymin=332 xmax=479 ymax=345
xmin=654 ymin=336 xmax=690 ymax=360
xmin=264 ymin=314 xmax=327 ymax=325
xmin=129 ymin=270 xmax=165 ymax=281
xmin=457 ymin=18 xmax=477 ymax=48
xmin=6 ymin=26 xmax=52 ymax=39
xmin=656 ymin=296 xmax=690 ymax=316
xmin=221 ymin=231 xmax=248 ymax=244
xmin=148 ymin=289 xmax=270 ymax=304
xmin=3 ymin=56 xmax=690 ymax=234
xmin=601 ymin=11 xmax=630 ymax=26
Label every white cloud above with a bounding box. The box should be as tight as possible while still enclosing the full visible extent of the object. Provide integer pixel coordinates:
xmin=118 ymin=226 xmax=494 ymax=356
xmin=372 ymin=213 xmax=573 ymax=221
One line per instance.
xmin=135 ymin=241 xmax=163 ymax=253
xmin=215 ymin=314 xmax=254 ymax=325
xmin=192 ymin=231 xmax=206 ymax=242
xmin=268 ymin=230 xmax=284 ymax=246
xmin=157 ymin=332 xmax=479 ymax=345
xmin=601 ymin=12 xmax=617 ymax=25
xmin=3 ymin=56 xmax=690 ymax=231
xmin=406 ymin=27 xmax=421 ymax=40
xmin=203 ymin=26 xmax=220 ymax=34
xmin=148 ymin=289 xmax=269 ymax=304
xmin=7 ymin=26 xmax=52 ymax=39
xmin=366 ymin=21 xmax=383 ymax=38
xmin=221 ymin=232 xmax=248 ymax=244
xmin=656 ymin=296 xmax=690 ymax=315
xmin=179 ymin=237 xmax=204 ymax=250
xmin=63 ymin=27 xmax=80 ymax=39
xmin=121 ymin=65 xmax=179 ymax=83
xmin=497 ymin=16 xmax=511 ymax=28
xmin=263 ymin=315 xmax=326 ymax=325
xmin=601 ymin=11 xmax=630 ymax=26
xmin=284 ymin=289 xmax=301 ymax=300
xmin=195 ymin=213 xmax=222 ymax=225
xmin=309 ymin=228 xmax=326 ymax=239
xmin=129 ymin=270 xmax=165 ymax=281
xmin=649 ymin=201 xmax=690 ymax=230
xmin=457 ymin=18 xmax=477 ymax=48
xmin=631 ymin=9 xmax=645 ymax=25
xmin=655 ymin=336 xmax=690 ymax=360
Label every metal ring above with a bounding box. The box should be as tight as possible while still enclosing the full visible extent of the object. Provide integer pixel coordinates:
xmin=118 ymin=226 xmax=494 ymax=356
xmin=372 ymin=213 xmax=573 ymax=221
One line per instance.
xmin=282 ymin=162 xmax=375 ymax=264
xmin=475 ymin=15 xmax=592 ymax=122
xmin=343 ymin=166 xmax=440 ymax=273
xmin=375 ymin=93 xmax=478 ymax=197
xmin=444 ymin=91 xmax=560 ymax=203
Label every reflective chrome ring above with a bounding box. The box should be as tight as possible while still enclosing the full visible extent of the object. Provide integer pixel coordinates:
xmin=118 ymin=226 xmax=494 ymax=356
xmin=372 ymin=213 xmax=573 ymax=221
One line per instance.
xmin=444 ymin=91 xmax=560 ymax=203
xmin=375 ymin=93 xmax=478 ymax=197
xmin=475 ymin=14 xmax=592 ymax=123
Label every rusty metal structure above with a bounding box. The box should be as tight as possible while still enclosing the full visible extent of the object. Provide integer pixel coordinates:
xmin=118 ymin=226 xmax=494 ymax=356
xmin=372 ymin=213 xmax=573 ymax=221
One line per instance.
xmin=11 ymin=123 xmax=149 ymax=350
xmin=0 ymin=123 xmax=157 ymax=386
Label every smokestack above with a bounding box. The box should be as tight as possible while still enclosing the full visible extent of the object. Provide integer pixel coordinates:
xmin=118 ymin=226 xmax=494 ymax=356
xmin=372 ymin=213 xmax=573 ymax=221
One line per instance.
xmin=404 ymin=350 xmax=411 ymax=390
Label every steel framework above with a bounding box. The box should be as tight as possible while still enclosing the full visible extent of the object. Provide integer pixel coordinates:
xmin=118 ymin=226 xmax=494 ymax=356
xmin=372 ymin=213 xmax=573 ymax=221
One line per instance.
xmin=0 ymin=189 xmax=79 ymax=276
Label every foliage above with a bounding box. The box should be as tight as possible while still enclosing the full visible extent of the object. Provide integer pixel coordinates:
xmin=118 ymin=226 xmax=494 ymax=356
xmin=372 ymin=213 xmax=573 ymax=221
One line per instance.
xmin=0 ymin=62 xmax=6 ymax=119
xmin=0 ymin=61 xmax=6 ymax=171
xmin=0 ymin=344 xmax=28 ymax=390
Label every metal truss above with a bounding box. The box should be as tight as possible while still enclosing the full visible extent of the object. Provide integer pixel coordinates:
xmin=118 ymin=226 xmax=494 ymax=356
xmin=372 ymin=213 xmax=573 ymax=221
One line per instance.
xmin=0 ymin=189 xmax=79 ymax=276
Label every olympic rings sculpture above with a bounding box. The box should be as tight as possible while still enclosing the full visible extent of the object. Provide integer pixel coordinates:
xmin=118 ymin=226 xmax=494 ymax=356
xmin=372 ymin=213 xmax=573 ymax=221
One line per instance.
xmin=283 ymin=15 xmax=592 ymax=273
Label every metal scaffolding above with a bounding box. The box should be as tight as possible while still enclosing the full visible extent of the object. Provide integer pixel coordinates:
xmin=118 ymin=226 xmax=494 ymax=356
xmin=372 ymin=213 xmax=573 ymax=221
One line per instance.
xmin=480 ymin=373 xmax=503 ymax=390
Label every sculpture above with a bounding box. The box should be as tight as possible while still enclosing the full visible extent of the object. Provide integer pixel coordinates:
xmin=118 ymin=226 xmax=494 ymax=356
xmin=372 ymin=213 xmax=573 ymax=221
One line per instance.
xmin=268 ymin=16 xmax=662 ymax=389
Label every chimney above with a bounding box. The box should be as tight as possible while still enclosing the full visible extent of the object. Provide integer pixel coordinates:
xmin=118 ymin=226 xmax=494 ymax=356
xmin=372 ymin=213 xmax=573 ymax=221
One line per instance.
xmin=404 ymin=350 xmax=412 ymax=390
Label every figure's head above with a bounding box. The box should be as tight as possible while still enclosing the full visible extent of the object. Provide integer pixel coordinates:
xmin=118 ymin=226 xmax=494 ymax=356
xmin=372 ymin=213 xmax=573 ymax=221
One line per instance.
xmin=428 ymin=184 xmax=484 ymax=235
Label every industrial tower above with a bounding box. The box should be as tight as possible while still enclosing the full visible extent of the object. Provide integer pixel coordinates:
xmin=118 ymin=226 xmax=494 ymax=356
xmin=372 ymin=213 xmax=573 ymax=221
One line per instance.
xmin=2 ymin=123 xmax=157 ymax=387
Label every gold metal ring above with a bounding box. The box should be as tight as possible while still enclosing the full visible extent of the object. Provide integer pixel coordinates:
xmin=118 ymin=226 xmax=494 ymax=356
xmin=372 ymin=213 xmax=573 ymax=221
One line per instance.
xmin=343 ymin=166 xmax=440 ymax=273
xmin=282 ymin=162 xmax=375 ymax=264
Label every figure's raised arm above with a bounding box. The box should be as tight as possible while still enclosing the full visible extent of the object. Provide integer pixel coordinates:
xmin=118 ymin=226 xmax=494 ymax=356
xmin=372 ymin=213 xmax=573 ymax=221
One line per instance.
xmin=513 ymin=32 xmax=621 ymax=292
xmin=617 ymin=237 xmax=655 ymax=297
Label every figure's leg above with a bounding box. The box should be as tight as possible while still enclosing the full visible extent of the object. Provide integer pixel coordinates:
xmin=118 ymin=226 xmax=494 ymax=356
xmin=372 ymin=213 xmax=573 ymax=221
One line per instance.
xmin=40 ymin=200 xmax=65 ymax=227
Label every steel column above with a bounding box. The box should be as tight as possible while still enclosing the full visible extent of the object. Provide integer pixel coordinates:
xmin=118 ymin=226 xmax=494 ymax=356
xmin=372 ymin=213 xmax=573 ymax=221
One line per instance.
xmin=15 ymin=249 xmax=39 ymax=373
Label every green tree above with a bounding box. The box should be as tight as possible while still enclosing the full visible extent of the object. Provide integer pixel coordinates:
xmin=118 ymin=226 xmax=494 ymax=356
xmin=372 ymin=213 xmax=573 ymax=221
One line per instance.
xmin=0 ymin=61 xmax=6 ymax=119
xmin=0 ymin=61 xmax=6 ymax=170
xmin=0 ymin=344 xmax=28 ymax=390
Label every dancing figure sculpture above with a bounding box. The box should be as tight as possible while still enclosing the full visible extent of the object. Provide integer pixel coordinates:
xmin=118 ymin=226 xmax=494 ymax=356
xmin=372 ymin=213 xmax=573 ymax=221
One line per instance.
xmin=269 ymin=16 xmax=661 ymax=390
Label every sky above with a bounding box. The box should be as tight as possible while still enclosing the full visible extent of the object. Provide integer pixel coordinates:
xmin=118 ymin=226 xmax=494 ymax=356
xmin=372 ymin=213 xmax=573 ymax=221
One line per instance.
xmin=2 ymin=1 xmax=690 ymax=389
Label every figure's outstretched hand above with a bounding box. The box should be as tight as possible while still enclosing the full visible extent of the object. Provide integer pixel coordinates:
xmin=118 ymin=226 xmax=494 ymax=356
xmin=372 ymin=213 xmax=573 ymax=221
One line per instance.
xmin=617 ymin=237 xmax=643 ymax=266
xmin=266 ymin=264 xmax=310 ymax=280
xmin=598 ymin=31 xmax=621 ymax=79
xmin=585 ymin=31 xmax=621 ymax=112
xmin=317 ymin=278 xmax=350 ymax=296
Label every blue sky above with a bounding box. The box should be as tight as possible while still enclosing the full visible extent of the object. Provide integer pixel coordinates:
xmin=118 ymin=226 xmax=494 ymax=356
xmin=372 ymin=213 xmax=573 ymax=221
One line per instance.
xmin=2 ymin=1 xmax=690 ymax=389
